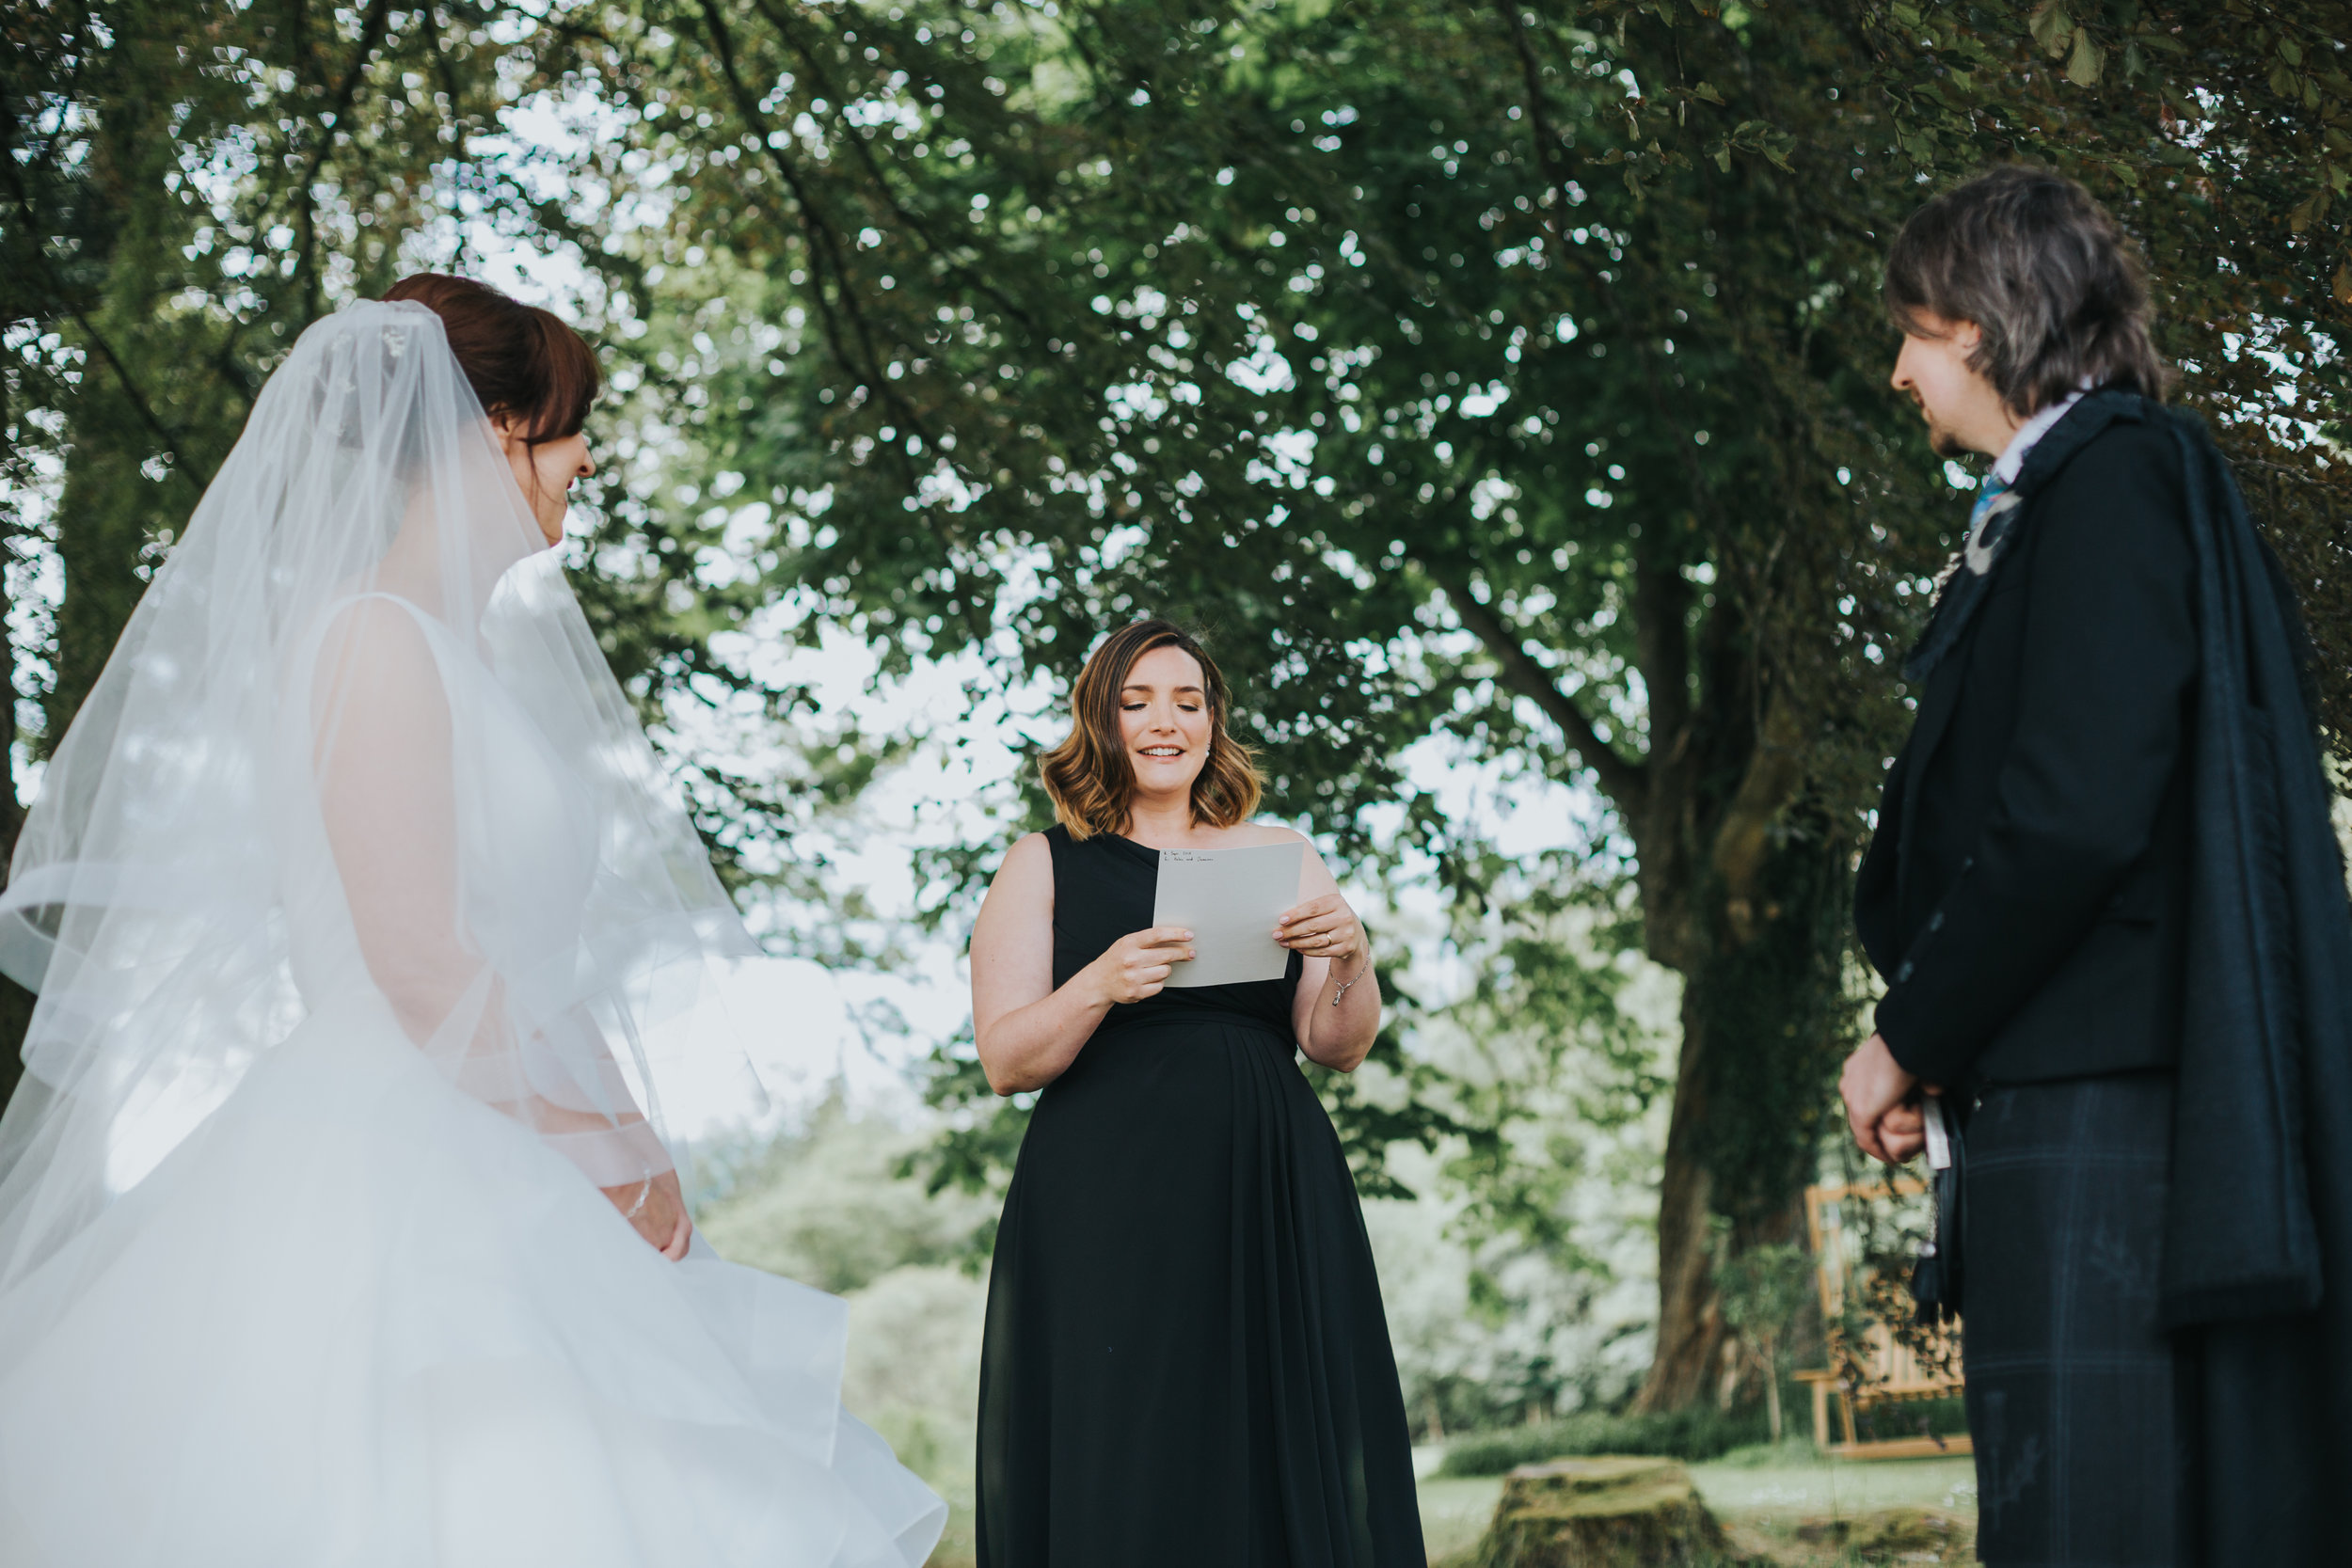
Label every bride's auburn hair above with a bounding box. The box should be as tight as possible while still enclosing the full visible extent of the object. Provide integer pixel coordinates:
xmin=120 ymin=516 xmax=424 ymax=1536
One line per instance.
xmin=380 ymin=273 xmax=598 ymax=444
xmin=1041 ymin=619 xmax=1263 ymax=841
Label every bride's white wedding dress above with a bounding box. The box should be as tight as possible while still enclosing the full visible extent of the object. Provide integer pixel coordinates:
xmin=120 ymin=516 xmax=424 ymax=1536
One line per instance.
xmin=0 ymin=303 xmax=945 ymax=1565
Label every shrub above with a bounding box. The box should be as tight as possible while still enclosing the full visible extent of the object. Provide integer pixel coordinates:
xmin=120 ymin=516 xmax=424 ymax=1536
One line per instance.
xmin=1435 ymin=1404 xmax=1774 ymax=1477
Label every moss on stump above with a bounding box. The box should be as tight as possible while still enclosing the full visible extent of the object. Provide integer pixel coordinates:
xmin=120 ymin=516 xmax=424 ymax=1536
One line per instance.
xmin=1794 ymin=1506 xmax=1974 ymax=1562
xmin=1470 ymin=1455 xmax=1736 ymax=1568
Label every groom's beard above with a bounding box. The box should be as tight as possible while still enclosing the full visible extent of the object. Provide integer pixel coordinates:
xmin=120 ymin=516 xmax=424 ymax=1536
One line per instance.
xmin=1909 ymin=391 xmax=1973 ymax=460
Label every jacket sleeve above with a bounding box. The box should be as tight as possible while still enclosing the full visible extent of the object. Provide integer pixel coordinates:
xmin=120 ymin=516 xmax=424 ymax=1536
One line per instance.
xmin=1873 ymin=425 xmax=2197 ymax=1085
xmin=1853 ymin=748 xmax=1908 ymax=981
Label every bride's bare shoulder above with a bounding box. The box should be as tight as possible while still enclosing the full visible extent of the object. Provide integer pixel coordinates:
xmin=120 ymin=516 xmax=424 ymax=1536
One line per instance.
xmin=318 ymin=594 xmax=434 ymax=662
xmin=310 ymin=595 xmax=444 ymax=721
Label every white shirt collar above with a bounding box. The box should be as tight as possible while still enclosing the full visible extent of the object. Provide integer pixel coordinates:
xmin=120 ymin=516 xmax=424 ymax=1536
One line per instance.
xmin=1990 ymin=385 xmax=2089 ymax=485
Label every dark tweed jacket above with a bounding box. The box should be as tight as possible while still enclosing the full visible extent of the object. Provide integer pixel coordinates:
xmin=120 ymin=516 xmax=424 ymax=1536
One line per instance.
xmin=1856 ymin=396 xmax=2196 ymax=1091
xmin=1859 ymin=389 xmax=2352 ymax=1552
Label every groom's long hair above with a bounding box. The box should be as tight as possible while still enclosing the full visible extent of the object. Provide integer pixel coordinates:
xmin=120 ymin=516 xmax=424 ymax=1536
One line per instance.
xmin=1884 ymin=166 xmax=2170 ymax=418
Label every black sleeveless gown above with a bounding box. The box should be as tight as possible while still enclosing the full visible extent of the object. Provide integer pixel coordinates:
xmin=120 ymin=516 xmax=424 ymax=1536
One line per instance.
xmin=976 ymin=826 xmax=1425 ymax=1568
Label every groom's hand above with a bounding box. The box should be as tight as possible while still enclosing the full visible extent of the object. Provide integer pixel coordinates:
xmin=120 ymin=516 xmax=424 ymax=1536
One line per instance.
xmin=1840 ymin=1033 xmax=1927 ymax=1164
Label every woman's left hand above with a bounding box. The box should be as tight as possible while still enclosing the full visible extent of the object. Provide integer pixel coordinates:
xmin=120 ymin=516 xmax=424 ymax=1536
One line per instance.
xmin=1276 ymin=894 xmax=1366 ymax=969
xmin=604 ymin=1167 xmax=693 ymax=1259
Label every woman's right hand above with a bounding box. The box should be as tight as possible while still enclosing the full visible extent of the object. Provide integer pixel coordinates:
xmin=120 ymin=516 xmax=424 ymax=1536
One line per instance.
xmin=1086 ymin=926 xmax=1195 ymax=1006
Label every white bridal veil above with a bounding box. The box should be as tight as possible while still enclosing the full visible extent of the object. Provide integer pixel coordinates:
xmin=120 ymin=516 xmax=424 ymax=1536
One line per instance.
xmin=0 ymin=300 xmax=767 ymax=1289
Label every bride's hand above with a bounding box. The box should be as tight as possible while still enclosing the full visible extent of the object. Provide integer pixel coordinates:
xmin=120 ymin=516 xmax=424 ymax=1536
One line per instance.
xmin=604 ymin=1169 xmax=692 ymax=1259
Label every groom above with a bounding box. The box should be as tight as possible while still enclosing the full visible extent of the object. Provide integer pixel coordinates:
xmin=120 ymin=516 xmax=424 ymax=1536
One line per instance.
xmin=1842 ymin=166 xmax=2352 ymax=1564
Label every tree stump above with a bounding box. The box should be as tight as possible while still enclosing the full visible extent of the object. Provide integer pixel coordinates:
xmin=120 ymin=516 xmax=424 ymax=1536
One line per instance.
xmin=1470 ymin=1456 xmax=1734 ymax=1568
xmin=1795 ymin=1506 xmax=1974 ymax=1562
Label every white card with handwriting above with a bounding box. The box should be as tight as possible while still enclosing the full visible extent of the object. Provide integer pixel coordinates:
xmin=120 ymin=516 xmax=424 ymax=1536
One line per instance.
xmin=1149 ymin=840 xmax=1305 ymax=988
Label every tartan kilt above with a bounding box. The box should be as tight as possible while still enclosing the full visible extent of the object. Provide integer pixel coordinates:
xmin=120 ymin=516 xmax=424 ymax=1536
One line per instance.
xmin=1961 ymin=1070 xmax=2189 ymax=1568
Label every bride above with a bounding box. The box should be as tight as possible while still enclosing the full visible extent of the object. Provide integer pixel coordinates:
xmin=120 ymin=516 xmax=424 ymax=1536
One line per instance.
xmin=0 ymin=277 xmax=946 ymax=1566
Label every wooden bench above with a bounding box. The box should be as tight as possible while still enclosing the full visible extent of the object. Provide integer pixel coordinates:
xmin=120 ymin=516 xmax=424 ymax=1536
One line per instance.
xmin=1794 ymin=1180 xmax=1972 ymax=1461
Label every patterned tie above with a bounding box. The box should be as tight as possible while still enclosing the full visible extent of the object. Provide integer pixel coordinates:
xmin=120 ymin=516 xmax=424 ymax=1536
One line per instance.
xmin=1967 ymin=470 xmax=2010 ymax=532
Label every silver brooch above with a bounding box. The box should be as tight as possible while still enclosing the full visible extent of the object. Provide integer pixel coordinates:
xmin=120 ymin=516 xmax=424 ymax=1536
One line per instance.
xmin=1963 ymin=489 xmax=2023 ymax=577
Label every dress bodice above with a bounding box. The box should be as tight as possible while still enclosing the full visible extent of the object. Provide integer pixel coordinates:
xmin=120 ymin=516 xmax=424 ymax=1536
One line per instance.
xmin=1045 ymin=824 xmax=1300 ymax=1039
xmin=277 ymin=596 xmax=597 ymax=1006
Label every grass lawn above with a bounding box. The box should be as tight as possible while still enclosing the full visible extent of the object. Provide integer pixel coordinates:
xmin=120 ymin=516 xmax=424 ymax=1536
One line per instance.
xmin=1419 ymin=1473 xmax=1512 ymax=1565
xmin=925 ymin=1442 xmax=1979 ymax=1567
xmin=1419 ymin=1442 xmax=1979 ymax=1567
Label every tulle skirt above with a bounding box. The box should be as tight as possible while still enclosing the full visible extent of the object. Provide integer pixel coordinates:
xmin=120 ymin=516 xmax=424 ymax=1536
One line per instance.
xmin=0 ymin=992 xmax=945 ymax=1568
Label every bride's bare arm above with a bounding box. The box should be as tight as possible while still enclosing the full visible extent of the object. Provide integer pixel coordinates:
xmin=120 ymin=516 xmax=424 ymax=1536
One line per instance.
xmin=311 ymin=602 xmax=487 ymax=1037
xmin=311 ymin=601 xmax=687 ymax=1257
xmin=970 ymin=833 xmax=1194 ymax=1094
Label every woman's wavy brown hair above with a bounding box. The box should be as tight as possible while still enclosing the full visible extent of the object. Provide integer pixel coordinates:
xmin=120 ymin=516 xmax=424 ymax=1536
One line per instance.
xmin=1040 ymin=620 xmax=1263 ymax=840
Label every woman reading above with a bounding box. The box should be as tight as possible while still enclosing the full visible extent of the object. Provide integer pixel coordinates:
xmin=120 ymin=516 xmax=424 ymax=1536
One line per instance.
xmin=968 ymin=618 xmax=1424 ymax=1567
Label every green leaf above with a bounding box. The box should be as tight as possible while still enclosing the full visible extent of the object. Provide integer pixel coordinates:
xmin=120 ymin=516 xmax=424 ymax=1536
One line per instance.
xmin=2279 ymin=38 xmax=2304 ymax=66
xmin=1692 ymin=80 xmax=1725 ymax=104
xmin=1890 ymin=1 xmax=1923 ymax=27
xmin=2030 ymin=3 xmax=2074 ymax=57
xmin=2066 ymin=28 xmax=2104 ymax=87
xmin=1714 ymin=142 xmax=1734 ymax=173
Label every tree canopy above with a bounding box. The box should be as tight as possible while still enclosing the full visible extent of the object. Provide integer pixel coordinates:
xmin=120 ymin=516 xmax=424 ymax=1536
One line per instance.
xmin=5 ymin=0 xmax=2345 ymax=1407
xmin=539 ymin=0 xmax=2348 ymax=1403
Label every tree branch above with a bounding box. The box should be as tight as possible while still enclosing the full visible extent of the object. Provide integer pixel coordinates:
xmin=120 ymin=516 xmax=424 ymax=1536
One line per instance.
xmin=0 ymin=98 xmax=202 ymax=496
xmin=1496 ymin=0 xmax=1581 ymax=262
xmin=294 ymin=0 xmax=396 ymax=325
xmin=1435 ymin=572 xmax=1647 ymax=807
xmin=744 ymin=0 xmax=1044 ymax=341
xmin=692 ymin=0 xmax=928 ymax=445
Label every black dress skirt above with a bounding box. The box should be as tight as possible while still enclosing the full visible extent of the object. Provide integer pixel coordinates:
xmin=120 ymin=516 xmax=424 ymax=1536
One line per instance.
xmin=976 ymin=826 xmax=1425 ymax=1568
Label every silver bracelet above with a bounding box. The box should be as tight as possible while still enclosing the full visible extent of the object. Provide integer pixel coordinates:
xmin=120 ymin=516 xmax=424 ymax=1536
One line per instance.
xmin=624 ymin=1170 xmax=652 ymax=1220
xmin=1330 ymin=953 xmax=1367 ymax=1007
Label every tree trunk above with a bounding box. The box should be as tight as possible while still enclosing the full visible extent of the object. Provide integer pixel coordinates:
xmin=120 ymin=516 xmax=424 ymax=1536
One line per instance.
xmin=0 ymin=523 xmax=27 ymax=1117
xmin=0 ymin=658 xmax=26 ymax=1116
xmin=1632 ymin=751 xmax=1851 ymax=1413
xmin=1635 ymin=984 xmax=1726 ymax=1412
xmin=0 ymin=978 xmax=29 ymax=1117
xmin=45 ymin=418 xmax=160 ymax=760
